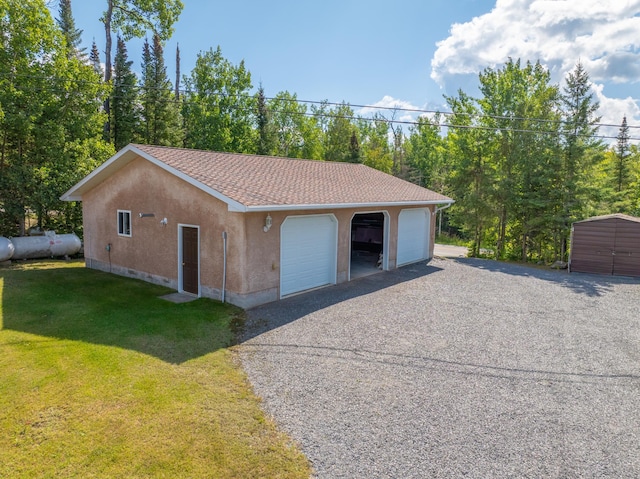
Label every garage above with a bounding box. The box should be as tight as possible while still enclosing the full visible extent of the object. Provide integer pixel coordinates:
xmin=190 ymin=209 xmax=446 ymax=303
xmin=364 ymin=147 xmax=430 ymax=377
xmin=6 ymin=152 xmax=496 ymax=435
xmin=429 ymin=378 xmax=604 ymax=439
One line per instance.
xmin=397 ymin=208 xmax=430 ymax=266
xmin=280 ymin=214 xmax=338 ymax=296
xmin=569 ymin=213 xmax=640 ymax=277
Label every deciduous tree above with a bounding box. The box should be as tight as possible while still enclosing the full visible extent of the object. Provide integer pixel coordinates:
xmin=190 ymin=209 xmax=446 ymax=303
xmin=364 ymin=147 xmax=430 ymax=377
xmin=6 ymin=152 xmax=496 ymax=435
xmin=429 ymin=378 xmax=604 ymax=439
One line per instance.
xmin=182 ymin=46 xmax=255 ymax=153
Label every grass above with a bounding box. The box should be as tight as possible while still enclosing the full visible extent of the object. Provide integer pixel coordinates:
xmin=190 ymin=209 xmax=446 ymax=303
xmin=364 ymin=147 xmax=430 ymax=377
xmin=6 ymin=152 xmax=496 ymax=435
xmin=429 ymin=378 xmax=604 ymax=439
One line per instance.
xmin=0 ymin=260 xmax=311 ymax=478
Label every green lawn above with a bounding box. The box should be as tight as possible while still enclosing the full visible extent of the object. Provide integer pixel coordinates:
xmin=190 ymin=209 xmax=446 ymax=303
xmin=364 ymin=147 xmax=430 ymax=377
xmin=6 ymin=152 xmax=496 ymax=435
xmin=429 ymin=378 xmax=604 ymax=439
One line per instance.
xmin=0 ymin=260 xmax=311 ymax=478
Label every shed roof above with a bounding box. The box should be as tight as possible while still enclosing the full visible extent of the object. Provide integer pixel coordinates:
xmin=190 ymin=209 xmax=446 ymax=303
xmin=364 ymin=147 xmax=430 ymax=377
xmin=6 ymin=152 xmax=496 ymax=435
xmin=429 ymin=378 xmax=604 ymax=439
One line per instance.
xmin=573 ymin=213 xmax=640 ymax=225
xmin=62 ymin=144 xmax=454 ymax=212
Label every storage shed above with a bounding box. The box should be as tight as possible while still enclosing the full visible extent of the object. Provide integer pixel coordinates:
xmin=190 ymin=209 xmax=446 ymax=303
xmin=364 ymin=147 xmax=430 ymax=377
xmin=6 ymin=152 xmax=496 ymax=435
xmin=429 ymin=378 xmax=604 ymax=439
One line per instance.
xmin=569 ymin=214 xmax=640 ymax=277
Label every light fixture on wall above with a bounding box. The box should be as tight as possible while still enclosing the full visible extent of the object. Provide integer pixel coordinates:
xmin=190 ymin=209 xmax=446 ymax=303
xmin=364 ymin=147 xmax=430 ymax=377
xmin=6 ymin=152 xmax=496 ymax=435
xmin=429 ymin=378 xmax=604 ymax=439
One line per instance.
xmin=139 ymin=213 xmax=155 ymax=218
xmin=160 ymin=218 xmax=168 ymax=226
xmin=263 ymin=214 xmax=272 ymax=232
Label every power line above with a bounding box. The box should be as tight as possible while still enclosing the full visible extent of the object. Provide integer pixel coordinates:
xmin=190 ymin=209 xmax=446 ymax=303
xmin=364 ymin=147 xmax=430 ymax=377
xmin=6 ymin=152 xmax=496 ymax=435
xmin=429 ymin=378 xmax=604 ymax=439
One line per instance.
xmin=2 ymin=72 xmax=639 ymax=141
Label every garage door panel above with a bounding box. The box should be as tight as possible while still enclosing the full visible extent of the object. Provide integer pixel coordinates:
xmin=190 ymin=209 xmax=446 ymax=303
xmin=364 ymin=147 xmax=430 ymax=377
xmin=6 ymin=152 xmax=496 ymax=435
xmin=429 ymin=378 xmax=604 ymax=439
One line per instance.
xmin=281 ymin=215 xmax=337 ymax=296
xmin=397 ymin=208 xmax=430 ymax=266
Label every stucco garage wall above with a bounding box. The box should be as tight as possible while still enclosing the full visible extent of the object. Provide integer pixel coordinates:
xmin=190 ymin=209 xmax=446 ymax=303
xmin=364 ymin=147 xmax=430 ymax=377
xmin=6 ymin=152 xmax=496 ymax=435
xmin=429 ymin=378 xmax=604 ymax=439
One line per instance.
xmin=81 ymin=157 xmax=246 ymax=298
xmin=240 ymin=205 xmax=436 ymax=305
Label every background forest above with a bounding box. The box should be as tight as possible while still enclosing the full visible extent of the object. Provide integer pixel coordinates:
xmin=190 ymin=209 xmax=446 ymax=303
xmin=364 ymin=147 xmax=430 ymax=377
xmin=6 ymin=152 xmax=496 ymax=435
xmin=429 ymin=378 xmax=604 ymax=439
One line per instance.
xmin=1 ymin=0 xmax=639 ymax=263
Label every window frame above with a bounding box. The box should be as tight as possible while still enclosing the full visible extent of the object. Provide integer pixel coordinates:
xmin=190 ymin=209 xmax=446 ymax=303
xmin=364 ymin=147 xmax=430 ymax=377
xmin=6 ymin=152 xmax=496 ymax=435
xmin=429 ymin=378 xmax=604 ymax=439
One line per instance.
xmin=117 ymin=210 xmax=132 ymax=237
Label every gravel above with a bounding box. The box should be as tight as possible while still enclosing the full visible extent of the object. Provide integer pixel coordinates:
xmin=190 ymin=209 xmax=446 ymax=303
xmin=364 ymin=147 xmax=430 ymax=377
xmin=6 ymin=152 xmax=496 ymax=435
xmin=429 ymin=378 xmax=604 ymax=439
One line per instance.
xmin=238 ymin=257 xmax=640 ymax=478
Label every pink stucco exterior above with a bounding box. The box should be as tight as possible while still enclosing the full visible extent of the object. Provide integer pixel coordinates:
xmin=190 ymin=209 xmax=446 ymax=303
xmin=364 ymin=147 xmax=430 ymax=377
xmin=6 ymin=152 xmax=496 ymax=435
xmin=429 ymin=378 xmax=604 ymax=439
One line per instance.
xmin=80 ymin=156 xmax=439 ymax=308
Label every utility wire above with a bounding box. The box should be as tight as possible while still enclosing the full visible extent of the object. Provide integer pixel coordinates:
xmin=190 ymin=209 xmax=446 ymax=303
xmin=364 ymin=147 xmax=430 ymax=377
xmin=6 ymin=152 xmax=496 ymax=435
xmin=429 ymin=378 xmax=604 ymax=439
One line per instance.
xmin=2 ymin=72 xmax=639 ymax=140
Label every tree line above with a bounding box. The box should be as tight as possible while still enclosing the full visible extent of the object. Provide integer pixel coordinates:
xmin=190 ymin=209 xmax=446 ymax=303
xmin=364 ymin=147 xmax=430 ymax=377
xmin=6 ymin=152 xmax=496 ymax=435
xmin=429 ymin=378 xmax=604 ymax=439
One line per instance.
xmin=1 ymin=0 xmax=638 ymax=265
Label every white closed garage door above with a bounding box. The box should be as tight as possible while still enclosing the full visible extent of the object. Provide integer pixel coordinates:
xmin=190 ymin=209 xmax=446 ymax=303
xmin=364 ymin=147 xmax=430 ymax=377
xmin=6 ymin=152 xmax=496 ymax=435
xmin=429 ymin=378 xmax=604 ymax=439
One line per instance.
xmin=281 ymin=214 xmax=338 ymax=296
xmin=397 ymin=208 xmax=430 ymax=266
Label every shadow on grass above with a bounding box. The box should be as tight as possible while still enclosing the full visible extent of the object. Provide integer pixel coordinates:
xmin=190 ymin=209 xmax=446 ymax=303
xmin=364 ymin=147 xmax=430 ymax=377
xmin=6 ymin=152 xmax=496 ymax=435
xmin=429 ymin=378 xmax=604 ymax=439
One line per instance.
xmin=452 ymin=257 xmax=639 ymax=297
xmin=0 ymin=261 xmax=242 ymax=364
xmin=242 ymin=261 xmax=443 ymax=342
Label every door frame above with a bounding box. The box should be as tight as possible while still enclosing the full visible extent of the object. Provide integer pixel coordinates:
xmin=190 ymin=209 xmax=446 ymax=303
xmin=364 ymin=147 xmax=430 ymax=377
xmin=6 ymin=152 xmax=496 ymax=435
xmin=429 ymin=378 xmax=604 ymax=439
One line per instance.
xmin=178 ymin=223 xmax=200 ymax=296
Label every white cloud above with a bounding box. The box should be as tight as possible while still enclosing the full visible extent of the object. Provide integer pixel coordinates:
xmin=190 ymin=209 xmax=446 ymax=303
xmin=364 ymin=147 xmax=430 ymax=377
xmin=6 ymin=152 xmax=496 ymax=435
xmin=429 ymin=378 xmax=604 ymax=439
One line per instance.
xmin=357 ymin=95 xmax=421 ymax=118
xmin=591 ymin=83 xmax=640 ymax=141
xmin=431 ymin=0 xmax=640 ymax=86
xmin=430 ymin=0 xmax=640 ymax=142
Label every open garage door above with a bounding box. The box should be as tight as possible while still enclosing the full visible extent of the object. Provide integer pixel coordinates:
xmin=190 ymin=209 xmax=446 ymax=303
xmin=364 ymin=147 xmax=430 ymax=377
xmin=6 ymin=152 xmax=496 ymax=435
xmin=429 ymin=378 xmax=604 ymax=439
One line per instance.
xmin=281 ymin=214 xmax=338 ymax=296
xmin=397 ymin=208 xmax=430 ymax=266
xmin=350 ymin=212 xmax=387 ymax=279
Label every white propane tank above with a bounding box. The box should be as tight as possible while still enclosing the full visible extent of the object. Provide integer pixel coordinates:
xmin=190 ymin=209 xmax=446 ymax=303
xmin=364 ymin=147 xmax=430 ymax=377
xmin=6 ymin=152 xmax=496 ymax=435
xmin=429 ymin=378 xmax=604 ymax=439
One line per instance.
xmin=11 ymin=231 xmax=81 ymax=260
xmin=0 ymin=236 xmax=15 ymax=262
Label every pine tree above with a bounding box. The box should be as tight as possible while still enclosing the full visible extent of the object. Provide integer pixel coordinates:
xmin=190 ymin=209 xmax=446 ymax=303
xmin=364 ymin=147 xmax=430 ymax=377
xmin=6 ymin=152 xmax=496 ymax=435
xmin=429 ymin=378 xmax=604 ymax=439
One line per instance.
xmin=348 ymin=130 xmax=361 ymax=163
xmin=100 ymin=0 xmax=183 ymax=140
xmin=558 ymin=61 xmax=602 ymax=260
xmin=89 ymin=40 xmax=102 ymax=76
xmin=139 ymin=34 xmax=181 ymax=146
xmin=615 ymin=116 xmax=630 ymax=193
xmin=255 ymin=85 xmax=277 ymax=155
xmin=175 ymin=44 xmax=181 ymax=100
xmin=112 ymin=37 xmax=139 ymax=150
xmin=56 ymin=0 xmax=85 ymax=59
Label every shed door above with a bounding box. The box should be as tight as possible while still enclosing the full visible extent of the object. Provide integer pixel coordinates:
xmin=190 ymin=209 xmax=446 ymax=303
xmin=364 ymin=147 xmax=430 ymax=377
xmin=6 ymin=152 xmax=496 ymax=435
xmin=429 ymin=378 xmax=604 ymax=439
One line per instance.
xmin=613 ymin=220 xmax=640 ymax=277
xmin=181 ymin=226 xmax=199 ymax=295
xmin=570 ymin=223 xmax=615 ymax=275
xmin=397 ymin=208 xmax=430 ymax=266
xmin=281 ymin=215 xmax=337 ymax=297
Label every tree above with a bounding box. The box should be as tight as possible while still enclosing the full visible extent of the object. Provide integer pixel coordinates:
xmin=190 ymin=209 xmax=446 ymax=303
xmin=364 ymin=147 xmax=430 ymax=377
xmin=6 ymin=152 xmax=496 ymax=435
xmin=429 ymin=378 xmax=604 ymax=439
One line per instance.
xmin=404 ymin=114 xmax=446 ymax=188
xmin=182 ymin=46 xmax=255 ymax=153
xmin=614 ymin=116 xmax=630 ymax=193
xmin=111 ymin=36 xmax=139 ymax=149
xmin=56 ymin=0 xmax=85 ymax=59
xmin=90 ymin=40 xmax=103 ymax=76
xmin=476 ymin=59 xmax=560 ymax=261
xmin=267 ymin=91 xmax=320 ymax=158
xmin=101 ymin=0 xmax=183 ymax=138
xmin=138 ymin=34 xmax=182 ymax=146
xmin=557 ymin=61 xmax=602 ymax=260
xmin=444 ymin=90 xmax=497 ymax=257
xmin=0 ymin=0 xmax=112 ymax=236
xmin=175 ymin=43 xmax=181 ymax=100
xmin=358 ymin=115 xmax=393 ymax=172
xmin=254 ymin=86 xmax=277 ymax=155
xmin=324 ymin=102 xmax=355 ymax=162
xmin=348 ymin=130 xmax=361 ymax=163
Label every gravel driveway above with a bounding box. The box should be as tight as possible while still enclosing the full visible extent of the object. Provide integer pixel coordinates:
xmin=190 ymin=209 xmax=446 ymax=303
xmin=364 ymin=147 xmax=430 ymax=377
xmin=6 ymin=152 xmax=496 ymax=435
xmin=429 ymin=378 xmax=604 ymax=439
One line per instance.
xmin=239 ymin=258 xmax=640 ymax=478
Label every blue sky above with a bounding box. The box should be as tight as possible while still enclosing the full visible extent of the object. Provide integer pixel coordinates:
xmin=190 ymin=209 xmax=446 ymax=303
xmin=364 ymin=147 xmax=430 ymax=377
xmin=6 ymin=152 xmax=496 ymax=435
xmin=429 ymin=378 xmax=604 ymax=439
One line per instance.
xmin=69 ymin=0 xmax=640 ymax=140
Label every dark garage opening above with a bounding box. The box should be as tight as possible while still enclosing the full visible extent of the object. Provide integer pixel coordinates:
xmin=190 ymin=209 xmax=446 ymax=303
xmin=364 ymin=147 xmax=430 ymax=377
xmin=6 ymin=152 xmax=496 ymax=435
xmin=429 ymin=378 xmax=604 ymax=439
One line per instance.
xmin=350 ymin=212 xmax=385 ymax=279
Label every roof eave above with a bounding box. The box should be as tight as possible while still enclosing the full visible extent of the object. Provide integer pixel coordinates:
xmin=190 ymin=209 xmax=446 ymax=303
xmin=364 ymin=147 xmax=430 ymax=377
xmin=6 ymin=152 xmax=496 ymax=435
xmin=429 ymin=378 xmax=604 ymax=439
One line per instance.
xmin=242 ymin=199 xmax=454 ymax=213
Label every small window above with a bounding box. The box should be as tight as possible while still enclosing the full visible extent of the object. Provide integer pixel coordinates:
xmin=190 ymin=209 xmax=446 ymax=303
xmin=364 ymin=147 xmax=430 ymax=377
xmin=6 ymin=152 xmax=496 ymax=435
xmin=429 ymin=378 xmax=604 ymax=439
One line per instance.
xmin=117 ymin=210 xmax=131 ymax=237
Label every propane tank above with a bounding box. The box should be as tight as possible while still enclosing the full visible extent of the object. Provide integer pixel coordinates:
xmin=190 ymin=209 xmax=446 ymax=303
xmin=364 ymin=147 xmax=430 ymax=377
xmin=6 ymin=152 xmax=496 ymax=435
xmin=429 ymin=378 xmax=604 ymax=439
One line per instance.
xmin=0 ymin=237 xmax=15 ymax=262
xmin=11 ymin=231 xmax=81 ymax=260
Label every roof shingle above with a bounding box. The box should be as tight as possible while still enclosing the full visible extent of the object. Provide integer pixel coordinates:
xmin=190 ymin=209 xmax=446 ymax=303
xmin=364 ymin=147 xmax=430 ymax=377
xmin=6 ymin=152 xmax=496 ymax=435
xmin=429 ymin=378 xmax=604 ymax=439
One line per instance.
xmin=132 ymin=144 xmax=452 ymax=208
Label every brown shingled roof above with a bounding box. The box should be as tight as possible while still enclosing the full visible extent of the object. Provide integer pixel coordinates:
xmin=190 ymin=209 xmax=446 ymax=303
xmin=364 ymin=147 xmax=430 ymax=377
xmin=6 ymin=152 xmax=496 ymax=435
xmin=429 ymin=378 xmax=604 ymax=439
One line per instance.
xmin=62 ymin=144 xmax=453 ymax=211
xmin=134 ymin=144 xmax=451 ymax=206
xmin=574 ymin=213 xmax=640 ymax=224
